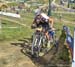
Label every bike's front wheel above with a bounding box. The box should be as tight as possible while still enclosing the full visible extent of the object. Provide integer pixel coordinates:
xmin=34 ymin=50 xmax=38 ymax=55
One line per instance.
xmin=31 ymin=34 xmax=43 ymax=57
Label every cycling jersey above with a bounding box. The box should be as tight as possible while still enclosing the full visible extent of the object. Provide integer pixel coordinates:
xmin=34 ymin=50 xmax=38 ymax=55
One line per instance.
xmin=36 ymin=21 xmax=49 ymax=30
xmin=34 ymin=15 xmax=50 ymax=31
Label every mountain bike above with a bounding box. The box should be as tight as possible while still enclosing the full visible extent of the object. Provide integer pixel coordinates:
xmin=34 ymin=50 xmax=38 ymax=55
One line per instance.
xmin=31 ymin=27 xmax=47 ymax=57
xmin=31 ymin=27 xmax=60 ymax=57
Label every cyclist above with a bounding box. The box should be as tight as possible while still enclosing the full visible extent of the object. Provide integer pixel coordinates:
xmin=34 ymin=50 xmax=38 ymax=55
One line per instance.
xmin=31 ymin=12 xmax=55 ymax=47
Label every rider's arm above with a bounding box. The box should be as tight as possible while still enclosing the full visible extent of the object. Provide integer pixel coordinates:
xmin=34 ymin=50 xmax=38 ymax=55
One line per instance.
xmin=31 ymin=19 xmax=37 ymax=29
xmin=49 ymin=17 xmax=54 ymax=28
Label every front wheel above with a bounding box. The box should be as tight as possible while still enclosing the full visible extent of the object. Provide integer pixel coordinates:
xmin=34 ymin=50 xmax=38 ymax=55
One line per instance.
xmin=31 ymin=34 xmax=38 ymax=55
xmin=31 ymin=34 xmax=43 ymax=57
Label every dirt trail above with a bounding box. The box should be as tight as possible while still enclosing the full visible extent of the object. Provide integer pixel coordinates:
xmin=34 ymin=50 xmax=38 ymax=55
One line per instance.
xmin=0 ymin=41 xmax=36 ymax=67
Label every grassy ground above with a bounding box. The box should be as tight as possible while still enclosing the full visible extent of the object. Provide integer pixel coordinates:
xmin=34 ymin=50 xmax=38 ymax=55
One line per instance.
xmin=52 ymin=12 xmax=75 ymax=24
xmin=7 ymin=2 xmax=19 ymax=6
xmin=0 ymin=13 xmax=33 ymax=41
xmin=0 ymin=11 xmax=75 ymax=41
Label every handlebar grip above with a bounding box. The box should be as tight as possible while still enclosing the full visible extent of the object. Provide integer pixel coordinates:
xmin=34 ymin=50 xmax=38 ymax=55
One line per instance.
xmin=31 ymin=25 xmax=37 ymax=29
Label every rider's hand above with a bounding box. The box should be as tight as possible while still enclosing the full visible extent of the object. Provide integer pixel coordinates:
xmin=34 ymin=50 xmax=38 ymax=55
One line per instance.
xmin=31 ymin=24 xmax=37 ymax=29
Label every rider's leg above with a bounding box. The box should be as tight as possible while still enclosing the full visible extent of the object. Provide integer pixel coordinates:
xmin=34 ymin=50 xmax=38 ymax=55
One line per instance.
xmin=45 ymin=32 xmax=49 ymax=40
xmin=45 ymin=32 xmax=51 ymax=48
